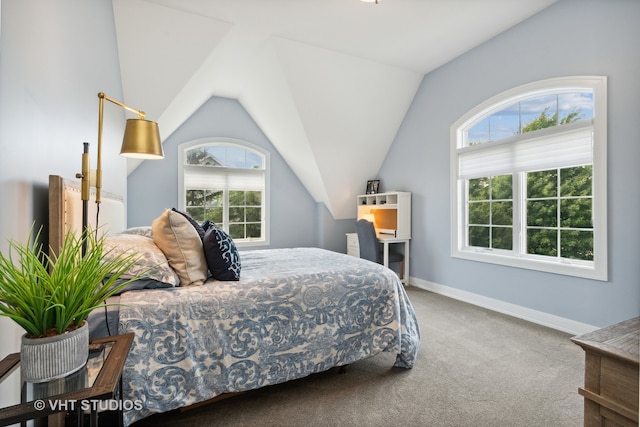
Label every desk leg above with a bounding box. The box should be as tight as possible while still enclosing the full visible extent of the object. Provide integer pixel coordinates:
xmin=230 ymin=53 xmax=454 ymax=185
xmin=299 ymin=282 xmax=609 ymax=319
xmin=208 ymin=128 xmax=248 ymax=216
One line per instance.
xmin=382 ymin=242 xmax=389 ymax=268
xmin=403 ymin=241 xmax=410 ymax=286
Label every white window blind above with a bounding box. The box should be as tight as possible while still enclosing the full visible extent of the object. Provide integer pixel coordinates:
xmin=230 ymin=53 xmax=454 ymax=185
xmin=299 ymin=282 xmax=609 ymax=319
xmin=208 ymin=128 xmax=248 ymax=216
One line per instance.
xmin=458 ymin=121 xmax=593 ymax=179
xmin=184 ymin=166 xmax=265 ymax=191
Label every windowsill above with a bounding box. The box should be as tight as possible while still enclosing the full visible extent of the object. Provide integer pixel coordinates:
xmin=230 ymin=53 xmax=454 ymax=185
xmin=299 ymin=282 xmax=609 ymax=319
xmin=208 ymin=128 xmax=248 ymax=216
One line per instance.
xmin=451 ymin=248 xmax=607 ymax=281
xmin=236 ymin=239 xmax=269 ymax=248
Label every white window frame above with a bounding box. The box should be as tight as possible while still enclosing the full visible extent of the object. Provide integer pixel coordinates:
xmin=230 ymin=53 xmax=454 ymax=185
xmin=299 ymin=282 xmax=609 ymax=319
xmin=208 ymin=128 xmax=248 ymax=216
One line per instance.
xmin=450 ymin=76 xmax=607 ymax=280
xmin=178 ymin=137 xmax=270 ymax=247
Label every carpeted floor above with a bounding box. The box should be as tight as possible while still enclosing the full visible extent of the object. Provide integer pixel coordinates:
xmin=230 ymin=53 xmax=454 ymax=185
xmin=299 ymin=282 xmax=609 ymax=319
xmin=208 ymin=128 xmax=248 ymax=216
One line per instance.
xmin=131 ymin=287 xmax=585 ymax=427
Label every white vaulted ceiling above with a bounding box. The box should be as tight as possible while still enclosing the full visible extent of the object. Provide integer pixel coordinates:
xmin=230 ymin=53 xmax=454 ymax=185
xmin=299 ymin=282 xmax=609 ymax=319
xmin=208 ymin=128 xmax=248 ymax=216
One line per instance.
xmin=113 ymin=0 xmax=557 ymax=219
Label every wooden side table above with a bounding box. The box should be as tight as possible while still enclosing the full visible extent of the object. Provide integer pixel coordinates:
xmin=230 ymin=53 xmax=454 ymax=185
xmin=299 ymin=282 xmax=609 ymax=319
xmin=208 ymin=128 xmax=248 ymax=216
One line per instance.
xmin=571 ymin=317 xmax=639 ymax=427
xmin=0 ymin=333 xmax=134 ymax=427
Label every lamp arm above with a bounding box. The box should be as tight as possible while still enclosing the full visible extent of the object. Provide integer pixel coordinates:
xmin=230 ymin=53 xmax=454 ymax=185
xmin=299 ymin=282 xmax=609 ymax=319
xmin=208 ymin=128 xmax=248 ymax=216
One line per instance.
xmin=98 ymin=92 xmax=146 ymax=119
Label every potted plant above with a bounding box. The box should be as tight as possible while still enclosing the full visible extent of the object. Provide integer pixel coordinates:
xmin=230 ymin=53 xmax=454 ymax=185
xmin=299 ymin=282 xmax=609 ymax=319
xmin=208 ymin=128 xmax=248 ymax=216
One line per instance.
xmin=0 ymin=227 xmax=140 ymax=382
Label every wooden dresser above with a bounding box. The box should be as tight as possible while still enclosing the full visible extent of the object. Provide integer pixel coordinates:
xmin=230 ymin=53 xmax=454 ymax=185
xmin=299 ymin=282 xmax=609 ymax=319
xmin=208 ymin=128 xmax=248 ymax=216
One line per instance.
xmin=571 ymin=317 xmax=639 ymax=427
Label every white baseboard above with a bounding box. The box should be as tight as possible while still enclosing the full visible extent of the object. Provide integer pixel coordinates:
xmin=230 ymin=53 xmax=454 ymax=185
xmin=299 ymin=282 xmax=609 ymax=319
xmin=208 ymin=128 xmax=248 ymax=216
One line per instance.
xmin=409 ymin=277 xmax=598 ymax=336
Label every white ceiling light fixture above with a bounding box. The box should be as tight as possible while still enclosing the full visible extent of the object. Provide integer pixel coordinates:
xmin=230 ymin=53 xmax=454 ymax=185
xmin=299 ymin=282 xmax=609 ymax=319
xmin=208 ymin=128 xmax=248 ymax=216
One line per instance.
xmin=360 ymin=0 xmax=380 ymax=4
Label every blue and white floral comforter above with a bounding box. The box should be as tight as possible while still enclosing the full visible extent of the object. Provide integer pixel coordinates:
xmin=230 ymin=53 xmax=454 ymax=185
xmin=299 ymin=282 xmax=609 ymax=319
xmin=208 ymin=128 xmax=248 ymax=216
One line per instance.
xmin=118 ymin=248 xmax=420 ymax=426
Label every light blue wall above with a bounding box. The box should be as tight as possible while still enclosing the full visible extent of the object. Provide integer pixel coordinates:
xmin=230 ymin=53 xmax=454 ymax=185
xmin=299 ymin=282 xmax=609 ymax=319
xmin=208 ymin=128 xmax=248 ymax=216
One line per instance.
xmin=0 ymin=0 xmax=126 ymax=403
xmin=127 ymin=97 xmax=320 ymax=250
xmin=316 ymin=203 xmax=354 ymax=253
xmin=378 ymin=0 xmax=640 ymax=328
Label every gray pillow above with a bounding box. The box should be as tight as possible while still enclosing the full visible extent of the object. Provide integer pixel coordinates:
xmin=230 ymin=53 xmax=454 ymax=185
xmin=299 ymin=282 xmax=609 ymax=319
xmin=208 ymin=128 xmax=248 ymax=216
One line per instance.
xmin=103 ymin=233 xmax=180 ymax=288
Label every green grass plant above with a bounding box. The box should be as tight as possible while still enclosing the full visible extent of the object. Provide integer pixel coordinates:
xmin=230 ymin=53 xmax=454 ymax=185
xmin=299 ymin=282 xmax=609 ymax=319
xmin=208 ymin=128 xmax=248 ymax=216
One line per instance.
xmin=0 ymin=227 xmax=141 ymax=338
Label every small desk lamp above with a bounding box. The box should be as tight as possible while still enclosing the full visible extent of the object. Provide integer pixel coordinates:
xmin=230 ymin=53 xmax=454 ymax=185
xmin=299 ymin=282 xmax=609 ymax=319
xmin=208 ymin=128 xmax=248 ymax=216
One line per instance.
xmin=76 ymin=92 xmax=164 ymax=250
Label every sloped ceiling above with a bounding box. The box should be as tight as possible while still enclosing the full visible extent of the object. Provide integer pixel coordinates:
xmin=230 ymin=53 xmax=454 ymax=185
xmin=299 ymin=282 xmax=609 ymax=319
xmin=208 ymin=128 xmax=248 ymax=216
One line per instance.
xmin=113 ymin=0 xmax=557 ymax=219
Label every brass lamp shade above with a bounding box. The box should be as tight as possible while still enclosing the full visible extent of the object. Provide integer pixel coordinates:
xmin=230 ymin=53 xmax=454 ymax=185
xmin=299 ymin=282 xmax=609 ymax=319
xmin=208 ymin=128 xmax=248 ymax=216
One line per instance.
xmin=120 ymin=118 xmax=164 ymax=159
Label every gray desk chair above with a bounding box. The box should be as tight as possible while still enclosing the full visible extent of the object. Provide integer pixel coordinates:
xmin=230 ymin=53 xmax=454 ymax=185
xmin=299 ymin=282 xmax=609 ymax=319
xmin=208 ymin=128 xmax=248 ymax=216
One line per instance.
xmin=355 ymin=219 xmax=404 ymax=277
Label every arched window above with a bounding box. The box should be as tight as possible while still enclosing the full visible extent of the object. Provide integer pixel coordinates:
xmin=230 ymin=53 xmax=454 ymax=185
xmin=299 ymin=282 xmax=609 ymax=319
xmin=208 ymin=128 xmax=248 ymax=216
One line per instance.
xmin=179 ymin=138 xmax=269 ymax=246
xmin=450 ymin=76 xmax=607 ymax=280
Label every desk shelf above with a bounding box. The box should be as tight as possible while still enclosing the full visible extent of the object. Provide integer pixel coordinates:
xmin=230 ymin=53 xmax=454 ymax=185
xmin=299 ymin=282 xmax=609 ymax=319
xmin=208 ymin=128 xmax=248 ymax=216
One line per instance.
xmin=357 ymin=191 xmax=411 ymax=239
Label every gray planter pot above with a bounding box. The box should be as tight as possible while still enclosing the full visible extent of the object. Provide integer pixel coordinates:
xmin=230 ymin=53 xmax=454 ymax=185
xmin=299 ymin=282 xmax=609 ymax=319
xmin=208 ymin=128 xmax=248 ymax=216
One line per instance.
xmin=21 ymin=322 xmax=89 ymax=383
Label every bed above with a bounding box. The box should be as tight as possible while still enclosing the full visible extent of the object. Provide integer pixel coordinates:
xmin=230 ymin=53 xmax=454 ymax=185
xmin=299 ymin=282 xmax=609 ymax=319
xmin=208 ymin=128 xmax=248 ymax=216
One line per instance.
xmin=48 ymin=175 xmax=421 ymax=426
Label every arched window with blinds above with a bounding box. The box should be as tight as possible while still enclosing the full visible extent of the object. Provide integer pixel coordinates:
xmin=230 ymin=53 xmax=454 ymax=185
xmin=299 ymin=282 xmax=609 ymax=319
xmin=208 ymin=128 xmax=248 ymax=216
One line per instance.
xmin=179 ymin=139 xmax=269 ymax=246
xmin=450 ymin=76 xmax=607 ymax=280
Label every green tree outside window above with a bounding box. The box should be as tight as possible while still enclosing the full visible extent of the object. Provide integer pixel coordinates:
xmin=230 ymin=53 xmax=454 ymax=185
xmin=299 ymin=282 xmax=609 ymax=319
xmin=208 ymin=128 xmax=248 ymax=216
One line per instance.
xmin=468 ymin=175 xmax=513 ymax=250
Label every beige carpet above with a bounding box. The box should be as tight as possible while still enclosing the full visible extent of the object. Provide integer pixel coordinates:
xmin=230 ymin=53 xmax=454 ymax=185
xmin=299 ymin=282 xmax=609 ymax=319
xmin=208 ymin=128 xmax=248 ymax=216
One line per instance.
xmin=131 ymin=287 xmax=585 ymax=427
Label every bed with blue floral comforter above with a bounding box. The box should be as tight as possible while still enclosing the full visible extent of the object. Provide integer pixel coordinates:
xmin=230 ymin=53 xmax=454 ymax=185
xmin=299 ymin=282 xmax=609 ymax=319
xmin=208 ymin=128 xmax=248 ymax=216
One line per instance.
xmin=117 ymin=247 xmax=420 ymax=426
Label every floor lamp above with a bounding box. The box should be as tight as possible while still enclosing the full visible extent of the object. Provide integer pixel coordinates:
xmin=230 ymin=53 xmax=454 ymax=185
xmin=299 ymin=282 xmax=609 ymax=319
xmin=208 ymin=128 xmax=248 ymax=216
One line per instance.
xmin=76 ymin=92 xmax=164 ymax=253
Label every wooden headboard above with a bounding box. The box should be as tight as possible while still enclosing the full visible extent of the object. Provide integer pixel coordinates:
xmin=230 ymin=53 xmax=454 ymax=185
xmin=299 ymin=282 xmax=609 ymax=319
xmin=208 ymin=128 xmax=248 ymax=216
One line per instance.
xmin=48 ymin=175 xmax=126 ymax=256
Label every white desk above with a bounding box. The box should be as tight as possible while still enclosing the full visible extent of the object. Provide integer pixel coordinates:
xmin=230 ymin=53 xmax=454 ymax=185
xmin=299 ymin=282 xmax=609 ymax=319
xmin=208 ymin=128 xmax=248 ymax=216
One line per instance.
xmin=346 ymin=233 xmax=410 ymax=285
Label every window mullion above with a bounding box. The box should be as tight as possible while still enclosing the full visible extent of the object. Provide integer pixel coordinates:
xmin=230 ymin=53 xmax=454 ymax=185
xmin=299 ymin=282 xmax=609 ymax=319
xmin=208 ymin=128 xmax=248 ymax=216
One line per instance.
xmin=223 ymin=189 xmax=229 ymax=232
xmin=514 ymin=172 xmax=524 ymax=256
xmin=465 ymin=180 xmax=470 ymax=248
xmin=489 ymin=179 xmax=493 ymax=250
xmin=556 ymin=167 xmax=562 ymax=260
